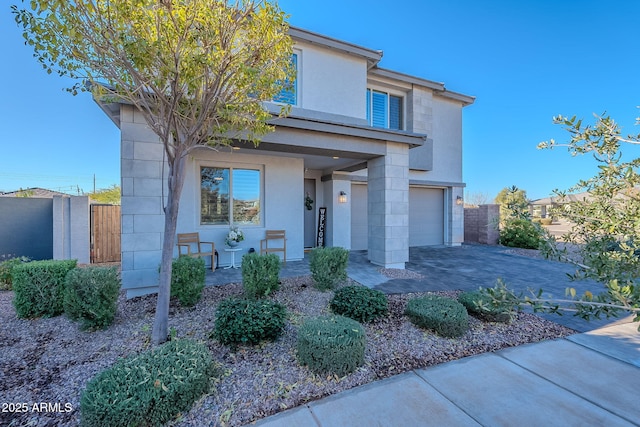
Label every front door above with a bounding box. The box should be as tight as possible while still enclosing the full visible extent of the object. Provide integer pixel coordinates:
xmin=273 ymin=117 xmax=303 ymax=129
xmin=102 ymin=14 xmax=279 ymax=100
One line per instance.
xmin=304 ymin=179 xmax=316 ymax=248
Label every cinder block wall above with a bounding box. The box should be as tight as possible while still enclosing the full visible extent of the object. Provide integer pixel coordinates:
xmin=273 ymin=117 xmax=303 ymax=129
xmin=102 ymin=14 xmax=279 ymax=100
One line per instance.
xmin=464 ymin=207 xmax=479 ymax=243
xmin=464 ymin=204 xmax=499 ymax=245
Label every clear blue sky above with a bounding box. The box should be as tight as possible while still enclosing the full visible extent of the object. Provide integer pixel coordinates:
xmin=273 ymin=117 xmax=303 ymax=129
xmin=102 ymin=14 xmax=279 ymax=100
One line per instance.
xmin=1 ymin=0 xmax=639 ymax=200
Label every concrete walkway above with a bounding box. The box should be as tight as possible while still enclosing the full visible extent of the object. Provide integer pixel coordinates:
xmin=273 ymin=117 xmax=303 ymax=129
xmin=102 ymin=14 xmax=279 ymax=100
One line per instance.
xmin=249 ymin=322 xmax=640 ymax=427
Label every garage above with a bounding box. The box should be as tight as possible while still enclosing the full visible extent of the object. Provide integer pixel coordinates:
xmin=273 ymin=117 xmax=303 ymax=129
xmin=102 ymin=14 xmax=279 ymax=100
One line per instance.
xmin=351 ymin=184 xmax=445 ymax=249
xmin=409 ymin=187 xmax=444 ymax=246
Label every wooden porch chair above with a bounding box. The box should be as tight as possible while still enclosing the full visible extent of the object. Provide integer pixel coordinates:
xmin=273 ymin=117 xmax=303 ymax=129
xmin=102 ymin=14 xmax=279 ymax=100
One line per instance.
xmin=260 ymin=230 xmax=287 ymax=264
xmin=177 ymin=232 xmax=216 ymax=271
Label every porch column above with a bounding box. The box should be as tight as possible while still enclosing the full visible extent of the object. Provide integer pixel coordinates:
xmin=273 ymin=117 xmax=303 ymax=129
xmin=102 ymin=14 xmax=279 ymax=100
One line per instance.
xmin=367 ymin=142 xmax=409 ymax=269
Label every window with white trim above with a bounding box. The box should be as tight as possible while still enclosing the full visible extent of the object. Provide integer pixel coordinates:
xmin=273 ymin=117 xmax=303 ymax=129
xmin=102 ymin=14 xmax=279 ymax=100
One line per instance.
xmin=366 ymin=89 xmax=403 ymax=130
xmin=200 ymin=166 xmax=261 ymax=225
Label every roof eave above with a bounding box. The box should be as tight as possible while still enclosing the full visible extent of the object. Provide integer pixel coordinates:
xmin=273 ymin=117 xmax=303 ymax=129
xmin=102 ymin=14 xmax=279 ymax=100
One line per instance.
xmin=289 ymin=26 xmax=383 ymax=69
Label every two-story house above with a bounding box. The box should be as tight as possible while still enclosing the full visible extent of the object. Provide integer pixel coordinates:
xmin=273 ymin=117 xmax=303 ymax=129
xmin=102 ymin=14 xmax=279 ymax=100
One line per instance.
xmin=96 ymin=27 xmax=475 ymax=297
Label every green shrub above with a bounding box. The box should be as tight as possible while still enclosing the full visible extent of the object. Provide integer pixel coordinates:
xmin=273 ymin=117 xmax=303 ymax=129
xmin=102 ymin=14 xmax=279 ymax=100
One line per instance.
xmin=457 ymin=290 xmax=513 ymax=323
xmin=171 ymin=256 xmax=206 ymax=307
xmin=12 ymin=259 xmax=77 ymax=318
xmin=499 ymin=218 xmax=544 ymax=249
xmin=64 ymin=266 xmax=121 ymax=330
xmin=212 ymin=298 xmax=287 ymax=347
xmin=241 ymin=252 xmax=280 ymax=299
xmin=80 ymin=339 xmax=216 ymax=427
xmin=0 ymin=256 xmax=30 ymax=291
xmin=309 ymin=247 xmax=349 ymax=291
xmin=330 ymin=285 xmax=388 ymax=323
xmin=405 ymin=295 xmax=469 ymax=338
xmin=296 ymin=315 xmax=366 ymax=376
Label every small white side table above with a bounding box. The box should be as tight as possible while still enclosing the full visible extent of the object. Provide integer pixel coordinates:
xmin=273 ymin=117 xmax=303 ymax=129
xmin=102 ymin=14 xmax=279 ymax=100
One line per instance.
xmin=223 ymin=247 xmax=242 ymax=269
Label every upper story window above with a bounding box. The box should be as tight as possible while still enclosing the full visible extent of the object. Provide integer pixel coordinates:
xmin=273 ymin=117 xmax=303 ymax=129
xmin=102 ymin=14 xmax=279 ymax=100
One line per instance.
xmin=366 ymin=89 xmax=403 ymax=130
xmin=273 ymin=53 xmax=298 ymax=105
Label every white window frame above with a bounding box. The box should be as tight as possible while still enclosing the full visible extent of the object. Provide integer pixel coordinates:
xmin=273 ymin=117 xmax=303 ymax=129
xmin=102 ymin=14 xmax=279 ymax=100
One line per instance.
xmin=366 ymin=85 xmax=406 ymax=130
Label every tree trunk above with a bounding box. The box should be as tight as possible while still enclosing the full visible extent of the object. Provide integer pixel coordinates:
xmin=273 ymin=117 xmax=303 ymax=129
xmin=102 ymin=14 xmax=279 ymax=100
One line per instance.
xmin=152 ymin=152 xmax=187 ymax=345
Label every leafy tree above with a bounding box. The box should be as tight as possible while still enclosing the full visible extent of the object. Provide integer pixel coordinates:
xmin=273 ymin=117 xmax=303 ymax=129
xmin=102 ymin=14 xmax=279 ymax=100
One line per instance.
xmin=13 ymin=0 xmax=294 ymax=344
xmin=88 ymin=185 xmax=120 ymax=205
xmin=538 ymin=113 xmax=640 ymax=285
xmin=494 ymin=185 xmax=530 ymax=222
xmin=478 ymin=113 xmax=640 ymax=328
xmin=494 ymin=185 xmax=544 ymax=249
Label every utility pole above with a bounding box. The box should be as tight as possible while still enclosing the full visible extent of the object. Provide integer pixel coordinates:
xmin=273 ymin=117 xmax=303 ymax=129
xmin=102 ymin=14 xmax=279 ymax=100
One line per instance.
xmin=93 ymin=174 xmax=96 ymax=193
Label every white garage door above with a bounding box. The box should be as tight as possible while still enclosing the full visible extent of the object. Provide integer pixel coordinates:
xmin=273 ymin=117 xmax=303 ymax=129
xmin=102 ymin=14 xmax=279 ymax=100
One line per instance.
xmin=350 ymin=183 xmax=368 ymax=250
xmin=409 ymin=187 xmax=444 ymax=246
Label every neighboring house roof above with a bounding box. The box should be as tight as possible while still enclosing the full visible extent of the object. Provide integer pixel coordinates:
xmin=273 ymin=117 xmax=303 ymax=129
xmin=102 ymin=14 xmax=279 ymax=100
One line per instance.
xmin=0 ymin=187 xmax=70 ymax=198
xmin=530 ymin=191 xmax=592 ymax=206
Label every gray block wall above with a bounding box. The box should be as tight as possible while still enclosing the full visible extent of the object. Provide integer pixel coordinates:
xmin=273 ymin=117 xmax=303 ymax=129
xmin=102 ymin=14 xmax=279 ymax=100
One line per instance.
xmin=0 ymin=197 xmax=53 ymax=260
xmin=464 ymin=204 xmax=499 ymax=245
xmin=52 ymin=196 xmax=90 ymax=264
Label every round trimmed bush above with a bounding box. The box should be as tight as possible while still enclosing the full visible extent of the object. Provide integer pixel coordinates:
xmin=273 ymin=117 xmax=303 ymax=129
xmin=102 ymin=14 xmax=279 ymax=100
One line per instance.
xmin=212 ymin=298 xmax=287 ymax=346
xmin=457 ymin=291 xmax=513 ymax=323
xmin=309 ymin=247 xmax=349 ymax=290
xmin=171 ymin=256 xmax=206 ymax=307
xmin=330 ymin=285 xmax=388 ymax=323
xmin=241 ymin=252 xmax=281 ymax=299
xmin=405 ymin=295 xmax=469 ymax=338
xmin=297 ymin=315 xmax=366 ymax=376
xmin=80 ymin=339 xmax=216 ymax=427
xmin=12 ymin=259 xmax=77 ymax=318
xmin=64 ymin=266 xmax=121 ymax=330
xmin=499 ymin=218 xmax=544 ymax=249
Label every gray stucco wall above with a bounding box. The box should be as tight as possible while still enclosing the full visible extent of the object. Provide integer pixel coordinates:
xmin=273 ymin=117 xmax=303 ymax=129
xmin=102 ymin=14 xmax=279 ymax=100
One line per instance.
xmin=0 ymin=197 xmax=53 ymax=260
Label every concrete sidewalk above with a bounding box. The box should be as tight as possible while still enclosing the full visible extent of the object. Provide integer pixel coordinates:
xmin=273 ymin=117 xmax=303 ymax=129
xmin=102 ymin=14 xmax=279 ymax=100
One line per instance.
xmin=249 ymin=322 xmax=640 ymax=427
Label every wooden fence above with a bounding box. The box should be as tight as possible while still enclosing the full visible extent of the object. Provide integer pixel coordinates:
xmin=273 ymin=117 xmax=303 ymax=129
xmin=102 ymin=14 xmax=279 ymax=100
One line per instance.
xmin=90 ymin=204 xmax=121 ymax=263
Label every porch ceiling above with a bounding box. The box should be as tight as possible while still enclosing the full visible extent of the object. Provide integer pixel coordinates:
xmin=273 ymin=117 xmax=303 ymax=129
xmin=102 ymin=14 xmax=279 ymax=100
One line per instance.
xmin=224 ymin=141 xmax=369 ymax=173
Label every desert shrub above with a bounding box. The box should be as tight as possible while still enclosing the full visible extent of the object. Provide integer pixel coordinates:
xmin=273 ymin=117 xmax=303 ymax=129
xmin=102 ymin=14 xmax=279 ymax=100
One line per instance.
xmin=499 ymin=218 xmax=544 ymax=249
xmin=12 ymin=259 xmax=77 ymax=318
xmin=0 ymin=255 xmax=30 ymax=291
xmin=540 ymin=217 xmax=553 ymax=226
xmin=241 ymin=252 xmax=280 ymax=299
xmin=457 ymin=290 xmax=513 ymax=323
xmin=309 ymin=246 xmax=349 ymax=291
xmin=297 ymin=315 xmax=366 ymax=376
xmin=405 ymin=295 xmax=469 ymax=338
xmin=171 ymin=256 xmax=206 ymax=307
xmin=330 ymin=285 xmax=388 ymax=323
xmin=64 ymin=266 xmax=121 ymax=330
xmin=212 ymin=298 xmax=287 ymax=347
xmin=80 ymin=339 xmax=216 ymax=427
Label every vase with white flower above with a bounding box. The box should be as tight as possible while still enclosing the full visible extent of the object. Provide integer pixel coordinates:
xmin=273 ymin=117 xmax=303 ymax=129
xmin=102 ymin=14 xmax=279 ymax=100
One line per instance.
xmin=225 ymin=226 xmax=244 ymax=247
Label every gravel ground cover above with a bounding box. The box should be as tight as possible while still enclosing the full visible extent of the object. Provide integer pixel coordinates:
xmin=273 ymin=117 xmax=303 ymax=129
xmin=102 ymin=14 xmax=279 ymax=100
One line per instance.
xmin=1 ymin=273 xmax=574 ymax=427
